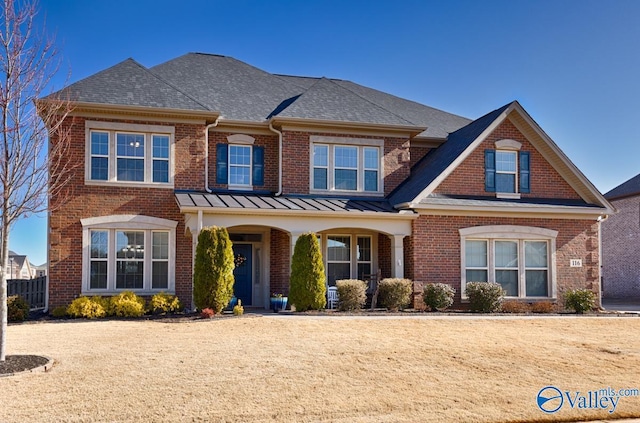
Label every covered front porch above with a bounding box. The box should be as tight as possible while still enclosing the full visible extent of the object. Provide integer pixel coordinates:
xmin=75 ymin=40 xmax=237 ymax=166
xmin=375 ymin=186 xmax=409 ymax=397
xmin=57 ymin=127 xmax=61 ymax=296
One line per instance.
xmin=177 ymin=192 xmax=416 ymax=308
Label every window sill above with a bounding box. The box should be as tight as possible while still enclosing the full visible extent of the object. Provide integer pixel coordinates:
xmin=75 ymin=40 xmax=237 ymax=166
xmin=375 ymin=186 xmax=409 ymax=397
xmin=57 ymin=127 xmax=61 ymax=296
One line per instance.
xmin=460 ymin=296 xmax=556 ymax=302
xmin=496 ymin=192 xmax=521 ymax=199
xmin=310 ymin=189 xmax=384 ymax=197
xmin=82 ymin=289 xmax=175 ymax=296
xmin=85 ymin=180 xmax=174 ymax=189
xmin=228 ymin=184 xmax=253 ymax=191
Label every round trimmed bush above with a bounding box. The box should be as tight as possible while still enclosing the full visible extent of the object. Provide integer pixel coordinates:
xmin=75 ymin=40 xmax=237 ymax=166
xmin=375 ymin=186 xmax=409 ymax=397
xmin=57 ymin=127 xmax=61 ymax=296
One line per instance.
xmin=67 ymin=296 xmax=108 ymax=319
xmin=378 ymin=278 xmax=412 ymax=311
xmin=564 ymin=289 xmax=595 ymax=314
xmin=335 ymin=279 xmax=367 ymax=311
xmin=149 ymin=292 xmax=183 ymax=314
xmin=465 ymin=282 xmax=505 ymax=313
xmin=108 ymin=291 xmax=146 ymax=317
xmin=422 ymin=283 xmax=455 ymax=311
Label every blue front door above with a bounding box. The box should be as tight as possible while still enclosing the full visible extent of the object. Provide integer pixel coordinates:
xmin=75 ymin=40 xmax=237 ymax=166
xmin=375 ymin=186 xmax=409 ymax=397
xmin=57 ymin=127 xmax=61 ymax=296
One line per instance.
xmin=233 ymin=244 xmax=252 ymax=306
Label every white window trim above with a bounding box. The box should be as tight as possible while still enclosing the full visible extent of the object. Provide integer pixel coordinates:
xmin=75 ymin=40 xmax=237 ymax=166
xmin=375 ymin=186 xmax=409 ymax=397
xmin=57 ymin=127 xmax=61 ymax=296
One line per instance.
xmin=459 ymin=225 xmax=557 ymax=299
xmin=322 ymin=232 xmax=378 ymax=285
xmin=85 ymin=121 xmax=175 ymax=188
xmin=309 ymin=137 xmax=384 ymax=196
xmin=494 ymin=139 xmax=522 ymax=199
xmin=228 ymin=144 xmax=253 ymax=190
xmin=81 ymin=215 xmax=178 ymax=295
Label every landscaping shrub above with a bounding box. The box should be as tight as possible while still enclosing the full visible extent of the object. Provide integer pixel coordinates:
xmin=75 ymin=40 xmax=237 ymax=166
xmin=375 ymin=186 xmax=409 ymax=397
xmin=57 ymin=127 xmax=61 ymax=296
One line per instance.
xmin=148 ymin=292 xmax=183 ymax=314
xmin=51 ymin=306 xmax=68 ymax=318
xmin=193 ymin=226 xmax=235 ymax=314
xmin=289 ymin=232 xmax=326 ymax=311
xmin=465 ymin=282 xmax=505 ymax=313
xmin=378 ymin=278 xmax=412 ymax=311
xmin=531 ymin=301 xmax=556 ymax=314
xmin=335 ymin=279 xmax=367 ymax=311
xmin=108 ymin=291 xmax=146 ymax=317
xmin=7 ymin=295 xmax=29 ymax=322
xmin=500 ymin=300 xmax=530 ymax=314
xmin=233 ymin=299 xmax=244 ymax=316
xmin=200 ymin=308 xmax=214 ymax=318
xmin=564 ymin=289 xmax=595 ymax=314
xmin=67 ymin=296 xmax=108 ymax=319
xmin=422 ymin=283 xmax=455 ymax=311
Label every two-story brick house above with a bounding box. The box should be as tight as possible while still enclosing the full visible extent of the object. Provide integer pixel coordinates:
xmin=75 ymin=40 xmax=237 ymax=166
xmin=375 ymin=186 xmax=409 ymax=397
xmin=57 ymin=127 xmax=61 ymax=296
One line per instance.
xmin=43 ymin=53 xmax=613 ymax=310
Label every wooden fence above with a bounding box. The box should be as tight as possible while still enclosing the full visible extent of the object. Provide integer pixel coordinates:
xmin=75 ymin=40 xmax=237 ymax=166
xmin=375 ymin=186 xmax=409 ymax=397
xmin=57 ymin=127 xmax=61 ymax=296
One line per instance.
xmin=7 ymin=276 xmax=47 ymax=310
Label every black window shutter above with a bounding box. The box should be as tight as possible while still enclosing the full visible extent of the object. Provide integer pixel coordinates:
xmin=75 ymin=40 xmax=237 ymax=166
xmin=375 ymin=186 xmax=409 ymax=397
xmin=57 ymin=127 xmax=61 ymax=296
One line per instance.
xmin=519 ymin=151 xmax=530 ymax=193
xmin=216 ymin=144 xmax=228 ymax=184
xmin=485 ymin=149 xmax=496 ymax=192
xmin=252 ymin=146 xmax=264 ymax=186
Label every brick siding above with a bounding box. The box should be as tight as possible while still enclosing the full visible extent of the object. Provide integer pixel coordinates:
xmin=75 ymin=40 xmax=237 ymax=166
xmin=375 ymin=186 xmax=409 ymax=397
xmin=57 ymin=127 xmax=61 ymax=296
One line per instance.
xmin=602 ymin=195 xmax=640 ymax=298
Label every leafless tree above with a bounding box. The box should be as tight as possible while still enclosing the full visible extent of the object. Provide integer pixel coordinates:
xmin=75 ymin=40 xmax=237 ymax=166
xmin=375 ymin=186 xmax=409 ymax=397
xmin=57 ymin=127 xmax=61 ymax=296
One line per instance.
xmin=0 ymin=0 xmax=73 ymax=361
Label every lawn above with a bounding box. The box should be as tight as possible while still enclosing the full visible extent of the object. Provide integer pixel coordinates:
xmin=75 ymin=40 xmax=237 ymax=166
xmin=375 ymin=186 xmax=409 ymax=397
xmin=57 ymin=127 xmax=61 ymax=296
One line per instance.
xmin=1 ymin=314 xmax=640 ymax=423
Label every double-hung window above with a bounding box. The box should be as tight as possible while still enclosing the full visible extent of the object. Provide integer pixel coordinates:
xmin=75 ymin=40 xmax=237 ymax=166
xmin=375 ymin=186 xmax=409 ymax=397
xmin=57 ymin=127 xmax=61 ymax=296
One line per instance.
xmin=484 ymin=140 xmax=530 ymax=196
xmin=460 ymin=226 xmax=557 ymax=299
xmin=83 ymin=215 xmax=177 ymax=294
xmin=310 ymin=136 xmax=383 ymax=194
xmin=215 ymin=134 xmax=264 ymax=189
xmin=86 ymin=121 xmax=174 ymax=186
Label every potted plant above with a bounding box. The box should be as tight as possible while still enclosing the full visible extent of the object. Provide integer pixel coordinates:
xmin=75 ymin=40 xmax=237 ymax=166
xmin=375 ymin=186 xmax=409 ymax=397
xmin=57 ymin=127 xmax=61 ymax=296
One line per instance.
xmin=270 ymin=293 xmax=288 ymax=312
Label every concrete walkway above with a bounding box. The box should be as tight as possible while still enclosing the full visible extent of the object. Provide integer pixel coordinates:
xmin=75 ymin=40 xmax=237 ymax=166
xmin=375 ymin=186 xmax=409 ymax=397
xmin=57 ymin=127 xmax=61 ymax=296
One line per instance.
xmin=602 ymin=298 xmax=640 ymax=313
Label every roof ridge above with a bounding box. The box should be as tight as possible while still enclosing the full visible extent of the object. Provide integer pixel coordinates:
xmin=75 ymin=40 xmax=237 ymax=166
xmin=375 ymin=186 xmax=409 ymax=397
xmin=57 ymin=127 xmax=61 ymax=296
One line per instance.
xmin=336 ymin=79 xmax=471 ymax=126
xmin=306 ymin=77 xmax=418 ymax=126
xmin=146 ymin=55 xmax=214 ymax=111
xmin=329 ymin=78 xmax=426 ymax=127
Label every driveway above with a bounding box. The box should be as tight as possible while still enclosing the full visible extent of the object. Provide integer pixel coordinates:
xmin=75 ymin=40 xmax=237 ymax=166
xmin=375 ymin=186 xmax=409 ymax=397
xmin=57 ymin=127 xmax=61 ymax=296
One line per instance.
xmin=602 ymin=297 xmax=640 ymax=313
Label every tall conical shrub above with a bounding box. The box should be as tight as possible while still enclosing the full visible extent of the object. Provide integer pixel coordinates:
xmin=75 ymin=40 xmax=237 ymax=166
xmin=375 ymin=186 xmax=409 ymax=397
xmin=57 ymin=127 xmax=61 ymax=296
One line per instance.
xmin=193 ymin=226 xmax=235 ymax=314
xmin=289 ymin=232 xmax=326 ymax=311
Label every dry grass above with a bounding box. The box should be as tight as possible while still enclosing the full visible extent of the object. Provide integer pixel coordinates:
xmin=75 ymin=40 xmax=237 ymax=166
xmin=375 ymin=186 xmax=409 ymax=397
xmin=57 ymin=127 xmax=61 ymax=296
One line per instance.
xmin=2 ymin=315 xmax=640 ymax=423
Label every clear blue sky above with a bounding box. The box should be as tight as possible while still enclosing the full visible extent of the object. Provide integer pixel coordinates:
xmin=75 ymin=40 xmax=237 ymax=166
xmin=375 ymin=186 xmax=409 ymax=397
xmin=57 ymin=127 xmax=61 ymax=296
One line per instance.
xmin=11 ymin=0 xmax=640 ymax=266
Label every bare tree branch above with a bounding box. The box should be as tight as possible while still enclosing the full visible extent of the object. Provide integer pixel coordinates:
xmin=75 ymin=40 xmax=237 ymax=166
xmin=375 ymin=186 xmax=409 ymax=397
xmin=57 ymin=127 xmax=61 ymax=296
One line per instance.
xmin=0 ymin=0 xmax=74 ymax=361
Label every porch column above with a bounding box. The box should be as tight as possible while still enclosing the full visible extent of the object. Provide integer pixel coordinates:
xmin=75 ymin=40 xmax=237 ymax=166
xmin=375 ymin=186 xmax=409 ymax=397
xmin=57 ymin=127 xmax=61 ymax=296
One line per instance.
xmin=389 ymin=234 xmax=405 ymax=279
xmin=290 ymin=232 xmax=301 ymax=259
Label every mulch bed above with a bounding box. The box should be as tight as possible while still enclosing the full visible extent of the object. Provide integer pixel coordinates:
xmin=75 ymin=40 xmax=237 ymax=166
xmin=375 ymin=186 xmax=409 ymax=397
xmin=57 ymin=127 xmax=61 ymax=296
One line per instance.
xmin=0 ymin=355 xmax=50 ymax=376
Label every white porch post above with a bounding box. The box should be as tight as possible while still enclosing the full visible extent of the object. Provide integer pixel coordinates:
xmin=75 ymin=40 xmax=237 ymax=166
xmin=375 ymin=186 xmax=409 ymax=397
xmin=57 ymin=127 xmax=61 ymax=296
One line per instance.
xmin=389 ymin=234 xmax=405 ymax=279
xmin=290 ymin=232 xmax=301 ymax=260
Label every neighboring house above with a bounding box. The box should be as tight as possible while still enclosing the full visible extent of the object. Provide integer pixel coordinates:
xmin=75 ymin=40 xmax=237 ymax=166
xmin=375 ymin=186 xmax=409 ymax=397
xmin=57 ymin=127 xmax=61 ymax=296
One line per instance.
xmin=40 ymin=53 xmax=613 ymax=310
xmin=602 ymin=174 xmax=640 ymax=299
xmin=33 ymin=263 xmax=47 ymax=278
xmin=7 ymin=250 xmax=35 ymax=280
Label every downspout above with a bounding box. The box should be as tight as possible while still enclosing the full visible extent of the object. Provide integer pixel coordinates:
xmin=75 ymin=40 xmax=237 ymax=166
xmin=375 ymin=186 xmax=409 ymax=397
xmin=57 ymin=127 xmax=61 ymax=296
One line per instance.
xmin=597 ymin=214 xmax=609 ymax=309
xmin=204 ymin=117 xmax=221 ymax=193
xmin=268 ymin=122 xmax=283 ymax=196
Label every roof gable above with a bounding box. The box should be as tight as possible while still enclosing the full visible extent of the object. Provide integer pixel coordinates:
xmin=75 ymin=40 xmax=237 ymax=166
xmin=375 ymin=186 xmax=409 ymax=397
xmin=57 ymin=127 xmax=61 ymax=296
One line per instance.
xmin=57 ymin=59 xmax=209 ymax=111
xmin=388 ymin=103 xmax=510 ymax=205
xmin=389 ymin=101 xmax=614 ymax=214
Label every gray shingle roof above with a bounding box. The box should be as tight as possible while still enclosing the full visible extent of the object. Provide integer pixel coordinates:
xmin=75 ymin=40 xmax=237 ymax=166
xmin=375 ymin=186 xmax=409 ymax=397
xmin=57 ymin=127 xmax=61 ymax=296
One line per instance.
xmin=151 ymin=53 xmax=303 ymax=121
xmin=388 ymin=103 xmax=513 ymax=206
xmin=273 ymin=77 xmax=416 ymax=126
xmin=604 ymin=173 xmax=640 ymax=200
xmin=56 ymin=59 xmax=209 ymax=111
xmin=56 ymin=52 xmax=470 ymax=135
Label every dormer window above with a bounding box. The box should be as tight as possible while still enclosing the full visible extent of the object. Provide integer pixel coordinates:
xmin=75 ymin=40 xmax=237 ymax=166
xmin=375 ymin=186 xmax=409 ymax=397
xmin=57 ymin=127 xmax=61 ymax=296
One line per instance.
xmin=485 ymin=139 xmax=529 ymax=197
